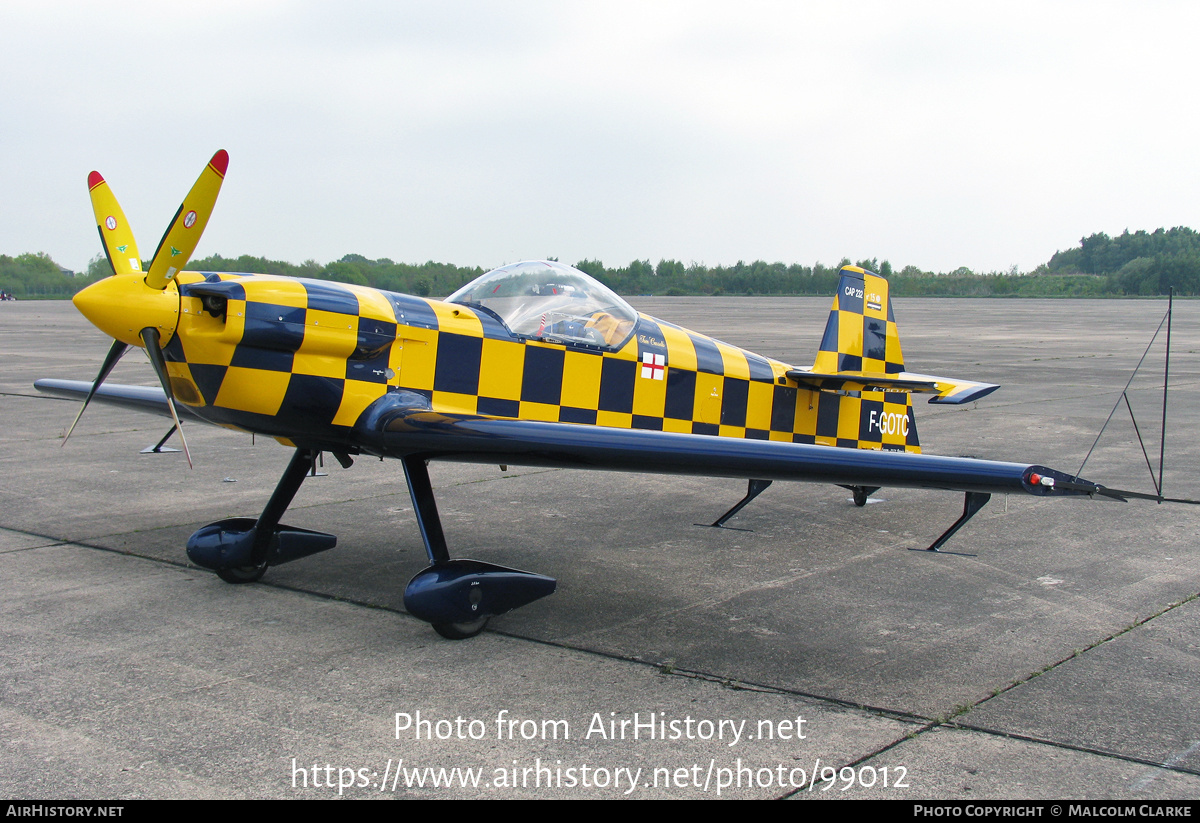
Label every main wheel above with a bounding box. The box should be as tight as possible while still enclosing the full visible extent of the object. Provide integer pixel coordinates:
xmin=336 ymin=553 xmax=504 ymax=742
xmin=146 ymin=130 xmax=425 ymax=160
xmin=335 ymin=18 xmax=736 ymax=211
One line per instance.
xmin=432 ymin=617 xmax=489 ymax=640
xmin=216 ymin=563 xmax=268 ymax=584
xmin=853 ymin=487 xmax=869 ymax=507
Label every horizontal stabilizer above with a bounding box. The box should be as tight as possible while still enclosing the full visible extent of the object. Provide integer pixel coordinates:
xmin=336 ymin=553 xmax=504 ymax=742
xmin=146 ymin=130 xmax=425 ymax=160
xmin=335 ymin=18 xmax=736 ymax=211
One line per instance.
xmin=787 ymin=369 xmax=999 ymax=405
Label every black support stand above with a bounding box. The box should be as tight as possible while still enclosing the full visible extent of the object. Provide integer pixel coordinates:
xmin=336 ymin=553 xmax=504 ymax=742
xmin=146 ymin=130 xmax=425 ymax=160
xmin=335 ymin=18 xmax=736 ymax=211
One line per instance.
xmin=920 ymin=491 xmax=990 ymax=554
xmin=708 ymin=479 xmax=773 ymax=528
xmin=140 ymin=425 xmax=181 ymax=454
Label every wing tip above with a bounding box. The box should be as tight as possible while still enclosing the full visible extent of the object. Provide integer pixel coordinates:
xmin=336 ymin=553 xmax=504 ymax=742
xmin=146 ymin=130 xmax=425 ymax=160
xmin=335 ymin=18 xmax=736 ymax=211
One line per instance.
xmin=87 ymin=170 xmax=105 ymax=190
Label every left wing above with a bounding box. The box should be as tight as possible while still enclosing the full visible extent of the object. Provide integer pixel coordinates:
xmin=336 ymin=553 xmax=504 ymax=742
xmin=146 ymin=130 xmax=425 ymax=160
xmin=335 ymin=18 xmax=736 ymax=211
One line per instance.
xmin=361 ymin=407 xmax=1101 ymax=500
xmin=35 ymin=378 xmax=1107 ymax=500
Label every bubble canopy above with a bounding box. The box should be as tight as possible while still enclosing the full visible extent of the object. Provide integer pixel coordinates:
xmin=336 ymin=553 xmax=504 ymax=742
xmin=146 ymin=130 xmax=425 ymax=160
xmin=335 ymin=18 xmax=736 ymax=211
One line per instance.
xmin=446 ymin=261 xmax=638 ymax=350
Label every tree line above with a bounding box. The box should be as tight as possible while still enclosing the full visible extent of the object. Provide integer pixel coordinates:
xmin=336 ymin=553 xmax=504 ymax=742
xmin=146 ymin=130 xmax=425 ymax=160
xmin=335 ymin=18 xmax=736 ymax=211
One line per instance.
xmin=5 ymin=227 xmax=1198 ymax=299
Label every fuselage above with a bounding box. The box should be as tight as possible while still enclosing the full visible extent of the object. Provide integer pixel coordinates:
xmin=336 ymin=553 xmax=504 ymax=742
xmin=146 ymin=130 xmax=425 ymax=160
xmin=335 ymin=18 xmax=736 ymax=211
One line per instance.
xmin=74 ymin=264 xmax=921 ymax=457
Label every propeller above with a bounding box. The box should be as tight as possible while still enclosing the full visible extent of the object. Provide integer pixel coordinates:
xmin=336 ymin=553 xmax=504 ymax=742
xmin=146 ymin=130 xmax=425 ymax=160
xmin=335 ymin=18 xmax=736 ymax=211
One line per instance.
xmin=145 ymin=150 xmax=228 ymax=291
xmin=141 ymin=327 xmax=193 ymax=468
xmin=64 ymin=150 xmax=229 ymax=466
xmin=61 ymin=338 xmax=130 ymax=446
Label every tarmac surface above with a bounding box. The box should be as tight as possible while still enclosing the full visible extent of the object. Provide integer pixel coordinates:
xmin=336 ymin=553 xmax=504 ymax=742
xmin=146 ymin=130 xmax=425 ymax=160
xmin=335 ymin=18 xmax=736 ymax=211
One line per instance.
xmin=2 ymin=296 xmax=1198 ymax=799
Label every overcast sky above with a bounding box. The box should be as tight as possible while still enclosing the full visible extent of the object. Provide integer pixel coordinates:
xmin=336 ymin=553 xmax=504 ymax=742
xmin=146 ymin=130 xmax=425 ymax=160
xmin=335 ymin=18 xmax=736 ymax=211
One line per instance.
xmin=3 ymin=1 xmax=1197 ymax=276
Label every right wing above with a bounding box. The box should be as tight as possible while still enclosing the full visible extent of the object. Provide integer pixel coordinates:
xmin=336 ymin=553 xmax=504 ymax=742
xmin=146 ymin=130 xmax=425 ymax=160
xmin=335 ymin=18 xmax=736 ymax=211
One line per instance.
xmin=34 ymin=379 xmax=207 ymax=423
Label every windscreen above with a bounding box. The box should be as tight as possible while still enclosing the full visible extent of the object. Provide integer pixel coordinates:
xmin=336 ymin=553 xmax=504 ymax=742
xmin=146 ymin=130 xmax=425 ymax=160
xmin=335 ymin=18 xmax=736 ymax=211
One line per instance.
xmin=447 ymin=260 xmax=637 ymax=350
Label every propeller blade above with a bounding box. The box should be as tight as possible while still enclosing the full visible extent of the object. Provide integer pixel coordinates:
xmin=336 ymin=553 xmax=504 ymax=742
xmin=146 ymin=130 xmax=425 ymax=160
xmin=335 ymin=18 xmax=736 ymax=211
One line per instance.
xmin=144 ymin=149 xmax=228 ymax=291
xmin=88 ymin=171 xmax=142 ymax=276
xmin=139 ymin=327 xmax=193 ymax=469
xmin=61 ymin=338 xmax=130 ymax=446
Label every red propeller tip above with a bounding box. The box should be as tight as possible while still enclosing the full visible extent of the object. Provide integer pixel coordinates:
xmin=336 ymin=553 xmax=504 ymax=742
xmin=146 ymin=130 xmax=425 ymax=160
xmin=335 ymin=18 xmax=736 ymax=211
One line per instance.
xmin=209 ymin=150 xmax=229 ymax=178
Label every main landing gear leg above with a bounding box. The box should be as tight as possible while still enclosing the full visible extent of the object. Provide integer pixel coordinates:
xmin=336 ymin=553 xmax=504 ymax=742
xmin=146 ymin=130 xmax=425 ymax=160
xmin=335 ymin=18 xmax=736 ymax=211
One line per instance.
xmin=921 ymin=491 xmax=991 ymax=554
xmin=186 ymin=447 xmax=338 ymax=582
xmin=400 ymin=456 xmax=556 ymax=639
xmin=402 ymin=455 xmax=450 ymax=565
xmin=708 ymin=479 xmax=773 ymax=529
xmin=242 ymin=447 xmax=321 ymax=570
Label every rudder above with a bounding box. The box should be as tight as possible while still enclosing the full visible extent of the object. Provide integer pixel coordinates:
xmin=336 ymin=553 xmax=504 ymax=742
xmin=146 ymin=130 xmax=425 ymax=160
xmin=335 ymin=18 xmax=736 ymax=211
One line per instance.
xmin=791 ymin=265 xmax=999 ymax=453
xmin=809 ymin=266 xmax=920 ymax=452
xmin=813 ymin=266 xmax=906 ymax=376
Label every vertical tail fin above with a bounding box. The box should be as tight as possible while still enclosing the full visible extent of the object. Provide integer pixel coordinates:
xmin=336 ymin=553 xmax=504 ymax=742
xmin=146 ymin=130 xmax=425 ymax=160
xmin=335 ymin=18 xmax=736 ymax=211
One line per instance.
xmin=812 ymin=266 xmax=906 ymax=376
xmin=809 ymin=266 xmax=920 ymax=452
xmin=789 ymin=265 xmax=998 ymax=453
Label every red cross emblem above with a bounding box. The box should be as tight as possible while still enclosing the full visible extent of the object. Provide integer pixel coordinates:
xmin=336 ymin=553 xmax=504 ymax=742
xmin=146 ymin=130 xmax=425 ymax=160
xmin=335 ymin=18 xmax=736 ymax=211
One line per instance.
xmin=641 ymin=352 xmax=665 ymax=380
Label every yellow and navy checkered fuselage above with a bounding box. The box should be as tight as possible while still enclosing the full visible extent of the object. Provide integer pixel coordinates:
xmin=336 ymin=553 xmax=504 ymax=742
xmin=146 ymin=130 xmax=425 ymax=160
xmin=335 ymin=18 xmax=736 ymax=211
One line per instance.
xmin=162 ymin=267 xmax=920 ymax=453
